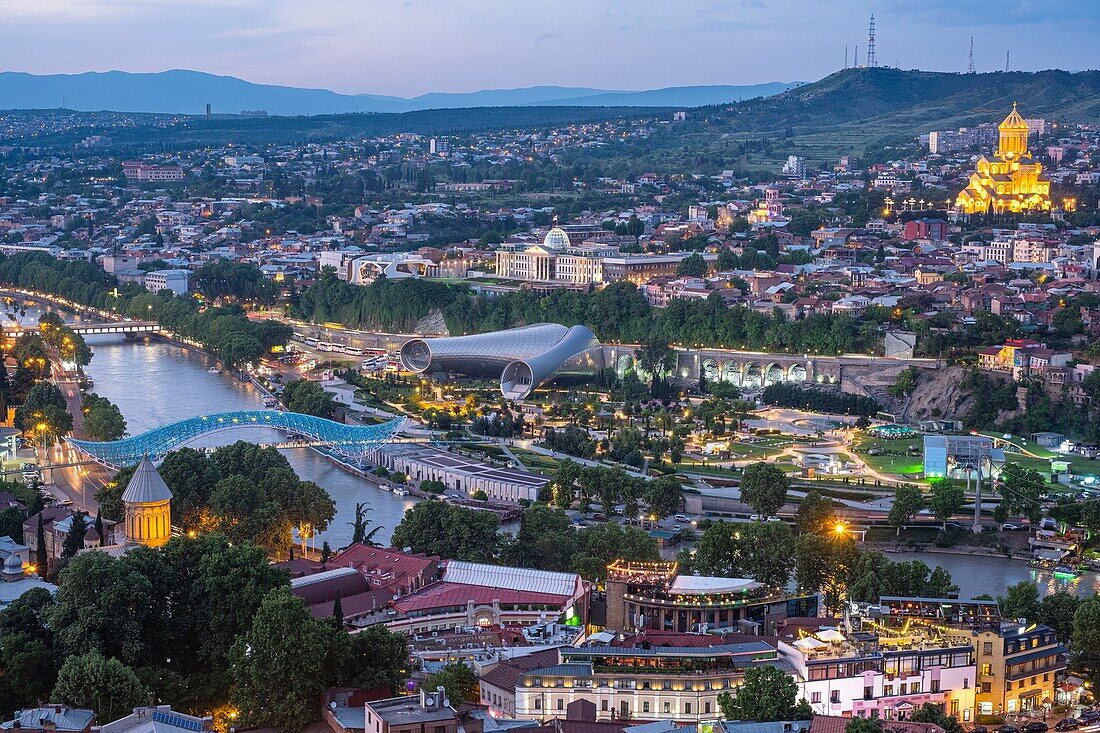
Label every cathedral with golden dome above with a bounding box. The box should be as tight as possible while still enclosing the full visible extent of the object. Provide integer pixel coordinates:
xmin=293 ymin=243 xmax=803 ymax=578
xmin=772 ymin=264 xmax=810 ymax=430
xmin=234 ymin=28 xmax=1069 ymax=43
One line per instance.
xmin=955 ymin=104 xmax=1051 ymax=215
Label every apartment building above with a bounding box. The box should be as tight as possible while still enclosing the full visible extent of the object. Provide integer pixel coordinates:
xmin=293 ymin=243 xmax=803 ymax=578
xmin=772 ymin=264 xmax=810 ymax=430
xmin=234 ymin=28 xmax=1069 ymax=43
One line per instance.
xmin=973 ymin=623 xmax=1066 ymax=716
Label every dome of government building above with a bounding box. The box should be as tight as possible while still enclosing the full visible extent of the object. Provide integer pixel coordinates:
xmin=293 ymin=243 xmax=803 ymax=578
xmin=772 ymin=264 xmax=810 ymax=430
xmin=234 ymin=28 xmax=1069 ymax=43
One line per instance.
xmin=542 ymin=226 xmax=569 ymax=250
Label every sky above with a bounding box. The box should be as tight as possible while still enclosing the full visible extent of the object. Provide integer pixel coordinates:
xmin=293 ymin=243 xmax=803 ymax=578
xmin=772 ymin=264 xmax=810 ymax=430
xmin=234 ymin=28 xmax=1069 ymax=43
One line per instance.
xmin=1 ymin=0 xmax=1098 ymax=97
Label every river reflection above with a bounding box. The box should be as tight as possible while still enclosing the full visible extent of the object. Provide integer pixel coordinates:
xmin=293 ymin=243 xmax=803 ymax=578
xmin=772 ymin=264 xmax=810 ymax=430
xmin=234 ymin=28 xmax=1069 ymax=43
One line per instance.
xmin=79 ymin=334 xmax=417 ymax=549
xmin=887 ymin=551 xmax=1100 ymax=599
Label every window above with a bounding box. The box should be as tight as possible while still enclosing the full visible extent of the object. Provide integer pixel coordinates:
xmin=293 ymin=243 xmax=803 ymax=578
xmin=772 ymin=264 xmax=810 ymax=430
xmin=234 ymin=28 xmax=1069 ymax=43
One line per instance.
xmin=884 ymin=685 xmax=894 ymax=697
xmin=981 ymin=682 xmax=992 ymax=694
xmin=910 ymin=682 xmax=920 ymax=694
xmin=704 ymin=702 xmax=712 ymax=715
xmin=557 ymin=699 xmax=564 ymax=711
xmin=981 ymin=664 xmax=992 ymax=676
xmin=534 ymin=699 xmax=542 ymax=710
xmin=864 ymin=687 xmax=873 ymax=701
xmin=1044 ymin=673 xmax=1050 ymax=682
xmin=685 ymin=703 xmax=691 ymax=715
xmin=1031 ymin=638 xmax=1039 ymax=648
xmin=983 ymin=642 xmax=993 ymax=654
xmin=931 ymin=680 xmax=940 ymax=694
xmin=812 ymin=692 xmax=822 ymax=704
xmin=643 ymin=702 xmax=650 ymax=713
xmin=663 ymin=702 xmax=671 ymax=714
xmin=1006 ymin=681 xmax=1013 ymax=691
xmin=602 ymin=701 xmax=608 ymax=712
xmin=831 ymin=691 xmax=840 ymax=704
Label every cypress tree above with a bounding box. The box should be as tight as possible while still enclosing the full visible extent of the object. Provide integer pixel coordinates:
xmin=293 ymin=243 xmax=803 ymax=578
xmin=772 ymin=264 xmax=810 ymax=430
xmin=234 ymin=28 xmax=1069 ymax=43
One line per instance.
xmin=332 ymin=590 xmax=344 ymax=628
xmin=35 ymin=513 xmax=47 ymax=572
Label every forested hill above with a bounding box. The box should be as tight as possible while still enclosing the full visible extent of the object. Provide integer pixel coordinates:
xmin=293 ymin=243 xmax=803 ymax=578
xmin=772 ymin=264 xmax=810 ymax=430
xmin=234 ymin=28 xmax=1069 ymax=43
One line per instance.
xmin=10 ymin=68 xmax=1100 ymax=153
xmin=708 ymin=67 xmax=1100 ymax=133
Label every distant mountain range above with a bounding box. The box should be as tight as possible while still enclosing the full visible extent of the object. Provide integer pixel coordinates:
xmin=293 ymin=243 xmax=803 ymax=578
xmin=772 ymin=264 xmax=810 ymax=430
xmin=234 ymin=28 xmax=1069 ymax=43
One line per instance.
xmin=0 ymin=69 xmax=801 ymax=115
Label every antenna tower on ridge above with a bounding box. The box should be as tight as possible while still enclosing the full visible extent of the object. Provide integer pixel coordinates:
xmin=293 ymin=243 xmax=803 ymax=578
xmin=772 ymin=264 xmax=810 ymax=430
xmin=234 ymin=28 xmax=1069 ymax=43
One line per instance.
xmin=867 ymin=14 xmax=877 ymax=68
xmin=1005 ymin=50 xmax=1010 ymax=72
xmin=968 ymin=37 xmax=975 ymax=74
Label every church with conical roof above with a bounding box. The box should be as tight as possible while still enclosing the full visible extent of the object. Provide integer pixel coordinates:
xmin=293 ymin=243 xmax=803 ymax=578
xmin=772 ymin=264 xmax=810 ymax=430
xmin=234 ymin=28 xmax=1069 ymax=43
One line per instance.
xmin=955 ymin=103 xmax=1052 ymax=215
xmin=120 ymin=455 xmax=173 ymax=548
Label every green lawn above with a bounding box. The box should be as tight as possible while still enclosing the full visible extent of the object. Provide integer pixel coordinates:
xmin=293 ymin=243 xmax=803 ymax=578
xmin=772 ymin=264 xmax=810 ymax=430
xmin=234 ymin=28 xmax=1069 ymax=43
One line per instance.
xmin=851 ymin=434 xmax=924 ymax=477
xmin=509 ymin=448 xmax=562 ymax=475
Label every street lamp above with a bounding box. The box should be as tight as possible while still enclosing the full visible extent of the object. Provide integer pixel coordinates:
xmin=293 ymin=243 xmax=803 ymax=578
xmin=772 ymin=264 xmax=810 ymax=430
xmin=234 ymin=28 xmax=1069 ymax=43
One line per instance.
xmin=833 ymin=521 xmax=848 ymax=537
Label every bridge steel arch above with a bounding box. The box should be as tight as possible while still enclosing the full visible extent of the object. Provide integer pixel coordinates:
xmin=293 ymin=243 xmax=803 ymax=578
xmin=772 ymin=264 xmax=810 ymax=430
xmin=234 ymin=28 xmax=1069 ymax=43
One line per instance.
xmin=67 ymin=410 xmax=405 ymax=468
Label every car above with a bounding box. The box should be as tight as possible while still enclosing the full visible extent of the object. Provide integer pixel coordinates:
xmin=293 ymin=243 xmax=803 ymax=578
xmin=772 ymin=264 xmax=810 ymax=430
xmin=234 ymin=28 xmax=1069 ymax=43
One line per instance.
xmin=1054 ymin=719 xmax=1079 ymax=731
xmin=767 ymin=516 xmax=783 ymax=522
xmin=970 ymin=726 xmax=988 ymax=733
xmin=994 ymin=725 xmax=1019 ymax=733
xmin=674 ymin=514 xmax=689 ymax=521
xmin=672 ymin=524 xmax=683 ymax=531
xmin=1002 ymin=523 xmax=1023 ymax=530
xmin=1024 ymin=722 xmax=1048 ymax=733
xmin=1078 ymin=711 xmax=1100 ymax=723
xmin=749 ymin=514 xmax=763 ymax=521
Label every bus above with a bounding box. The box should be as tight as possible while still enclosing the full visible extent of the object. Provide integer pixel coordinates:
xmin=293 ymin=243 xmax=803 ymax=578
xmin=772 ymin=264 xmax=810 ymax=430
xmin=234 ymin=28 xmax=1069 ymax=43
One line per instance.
xmin=291 ymin=332 xmax=306 ymax=343
xmin=361 ymin=355 xmax=387 ymax=371
xmin=345 ymin=346 xmax=365 ymax=357
xmin=304 ymin=337 xmax=320 ymax=348
xmin=316 ymin=342 xmax=334 ymax=352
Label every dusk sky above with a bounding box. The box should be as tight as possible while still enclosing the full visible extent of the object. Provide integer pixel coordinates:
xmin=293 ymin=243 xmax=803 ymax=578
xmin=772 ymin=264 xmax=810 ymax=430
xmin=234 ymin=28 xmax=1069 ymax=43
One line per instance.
xmin=2 ymin=0 xmax=1098 ymax=97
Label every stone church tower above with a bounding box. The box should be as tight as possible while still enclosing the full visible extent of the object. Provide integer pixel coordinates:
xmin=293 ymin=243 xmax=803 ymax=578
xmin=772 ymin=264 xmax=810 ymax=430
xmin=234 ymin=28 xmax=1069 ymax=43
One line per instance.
xmin=121 ymin=455 xmax=173 ymax=547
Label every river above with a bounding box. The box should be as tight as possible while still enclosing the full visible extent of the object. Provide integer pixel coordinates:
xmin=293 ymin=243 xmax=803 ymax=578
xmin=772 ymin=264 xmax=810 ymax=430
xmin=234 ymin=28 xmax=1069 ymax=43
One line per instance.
xmin=77 ymin=334 xmax=418 ymax=549
xmin=6 ymin=299 xmax=1096 ymax=593
xmin=0 ymin=289 xmax=425 ymax=550
xmin=887 ymin=551 xmax=1100 ymax=600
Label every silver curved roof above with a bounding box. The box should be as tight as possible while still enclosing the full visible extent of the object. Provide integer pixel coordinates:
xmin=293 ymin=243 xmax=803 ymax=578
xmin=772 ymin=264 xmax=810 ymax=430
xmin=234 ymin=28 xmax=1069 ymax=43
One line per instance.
xmin=121 ymin=455 xmax=173 ymax=504
xmin=400 ymin=323 xmax=603 ymax=399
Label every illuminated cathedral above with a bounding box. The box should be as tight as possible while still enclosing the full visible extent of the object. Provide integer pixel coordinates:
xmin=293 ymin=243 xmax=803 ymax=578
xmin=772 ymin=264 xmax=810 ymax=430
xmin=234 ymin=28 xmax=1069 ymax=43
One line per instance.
xmin=955 ymin=103 xmax=1051 ymax=215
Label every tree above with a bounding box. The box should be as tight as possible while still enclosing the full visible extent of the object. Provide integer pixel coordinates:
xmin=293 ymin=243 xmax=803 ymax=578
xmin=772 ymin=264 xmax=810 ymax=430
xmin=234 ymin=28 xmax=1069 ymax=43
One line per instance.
xmin=0 ymin=506 xmax=24 ymax=542
xmin=716 ymin=665 xmax=811 ymax=721
xmin=998 ymin=463 xmax=1045 ymax=524
xmin=794 ymin=533 xmax=858 ymax=616
xmin=232 ymin=589 xmax=344 ymax=733
xmin=423 ymin=662 xmax=478 ymax=705
xmin=1072 ymin=599 xmax=1100 ymax=683
xmin=888 ymin=485 xmax=925 ymax=535
xmin=49 ymin=552 xmax=154 ymax=666
xmin=909 ymin=702 xmax=963 ymax=733
xmin=15 ymin=382 xmax=73 ymax=446
xmin=158 ymin=448 xmax=222 ymax=528
xmin=676 ymin=252 xmax=707 ymax=277
xmin=693 ymin=522 xmax=741 ymax=578
xmin=344 ymin=625 xmax=409 ymax=693
xmin=794 ymin=490 xmax=835 ymax=535
xmin=928 ymin=479 xmax=965 ymax=530
xmin=52 ymin=651 xmax=148 ymax=722
xmin=740 ymin=462 xmax=789 ymax=518
xmin=390 ymin=500 xmax=500 ymax=563
xmin=1036 ymin=591 xmax=1080 ymax=642
xmin=999 ymin=581 xmax=1040 ymax=622
xmin=644 ymin=475 xmax=682 ymax=519
xmin=35 ymin=513 xmax=46 ymax=571
xmin=281 ymin=379 xmax=337 ymax=419
xmin=60 ymin=512 xmax=88 ymax=558
xmin=845 ymin=719 xmax=884 ymax=733
xmin=82 ymin=394 xmax=127 ymax=442
xmin=349 ymin=502 xmax=382 ymax=546
xmin=736 ymin=521 xmax=795 ymax=588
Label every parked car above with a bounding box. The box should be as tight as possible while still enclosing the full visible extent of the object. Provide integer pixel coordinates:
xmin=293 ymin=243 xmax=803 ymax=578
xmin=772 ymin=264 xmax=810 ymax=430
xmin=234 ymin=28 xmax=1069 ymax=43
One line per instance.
xmin=1054 ymin=719 xmax=1079 ymax=731
xmin=995 ymin=725 xmax=1019 ymax=733
xmin=970 ymin=726 xmax=988 ymax=733
xmin=674 ymin=514 xmax=689 ymax=521
xmin=672 ymin=524 xmax=683 ymax=531
xmin=1024 ymin=722 xmax=1048 ymax=733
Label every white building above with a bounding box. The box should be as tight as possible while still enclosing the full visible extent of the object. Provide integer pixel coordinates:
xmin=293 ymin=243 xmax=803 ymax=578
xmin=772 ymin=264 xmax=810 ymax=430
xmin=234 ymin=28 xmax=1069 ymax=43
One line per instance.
xmin=779 ymin=625 xmax=976 ymax=723
xmin=783 ymin=156 xmax=807 ymax=178
xmin=143 ymin=269 xmax=191 ymax=295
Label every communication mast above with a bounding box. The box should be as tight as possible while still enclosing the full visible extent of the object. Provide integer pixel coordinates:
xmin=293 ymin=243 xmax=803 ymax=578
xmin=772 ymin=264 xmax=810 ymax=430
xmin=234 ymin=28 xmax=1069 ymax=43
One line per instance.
xmin=1005 ymin=50 xmax=1010 ymax=72
xmin=968 ymin=37 xmax=975 ymax=74
xmin=867 ymin=14 xmax=877 ymax=68
xmin=854 ymin=45 xmax=859 ymax=68
xmin=844 ymin=45 xmax=848 ymax=69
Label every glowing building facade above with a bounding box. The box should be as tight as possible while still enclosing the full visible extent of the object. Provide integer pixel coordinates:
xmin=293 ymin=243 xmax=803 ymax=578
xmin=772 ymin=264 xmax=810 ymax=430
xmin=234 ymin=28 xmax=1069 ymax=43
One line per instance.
xmin=955 ymin=104 xmax=1051 ymax=215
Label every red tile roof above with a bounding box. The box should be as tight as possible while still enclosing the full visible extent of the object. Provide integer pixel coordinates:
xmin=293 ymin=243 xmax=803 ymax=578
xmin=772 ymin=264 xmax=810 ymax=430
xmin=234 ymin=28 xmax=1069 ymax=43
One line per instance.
xmin=329 ymin=544 xmax=441 ymax=588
